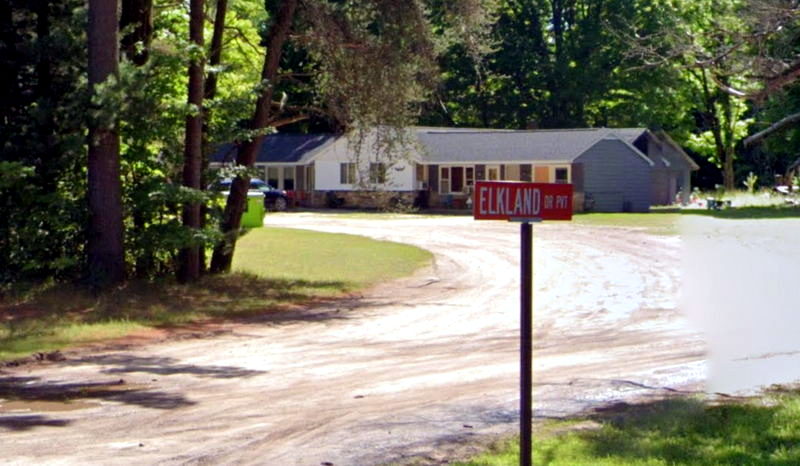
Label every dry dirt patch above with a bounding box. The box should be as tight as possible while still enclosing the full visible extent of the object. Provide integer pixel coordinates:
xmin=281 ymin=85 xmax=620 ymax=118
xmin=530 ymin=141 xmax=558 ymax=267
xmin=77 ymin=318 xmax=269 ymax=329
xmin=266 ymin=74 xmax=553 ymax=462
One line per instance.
xmin=0 ymin=214 xmax=703 ymax=465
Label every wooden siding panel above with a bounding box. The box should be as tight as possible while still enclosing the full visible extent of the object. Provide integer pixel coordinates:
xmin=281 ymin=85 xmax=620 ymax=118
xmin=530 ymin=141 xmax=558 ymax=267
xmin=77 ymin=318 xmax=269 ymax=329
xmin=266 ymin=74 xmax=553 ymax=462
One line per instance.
xmin=534 ymin=166 xmax=549 ymax=182
xmin=575 ymin=139 xmax=652 ymax=212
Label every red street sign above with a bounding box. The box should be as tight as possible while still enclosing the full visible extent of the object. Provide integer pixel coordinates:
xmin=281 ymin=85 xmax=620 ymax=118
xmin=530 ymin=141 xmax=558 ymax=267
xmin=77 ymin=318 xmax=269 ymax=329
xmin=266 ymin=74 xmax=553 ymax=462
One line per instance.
xmin=473 ymin=181 xmax=573 ymax=221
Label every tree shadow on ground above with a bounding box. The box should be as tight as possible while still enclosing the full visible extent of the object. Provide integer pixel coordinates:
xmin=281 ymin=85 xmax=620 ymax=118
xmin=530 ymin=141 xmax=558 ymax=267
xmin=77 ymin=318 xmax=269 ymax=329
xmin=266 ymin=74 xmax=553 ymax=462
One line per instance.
xmin=89 ymin=273 xmax=353 ymax=324
xmin=0 ymin=374 xmax=195 ymax=411
xmin=68 ymin=354 xmax=265 ymax=379
xmin=537 ymin=388 xmax=800 ymax=465
xmin=0 ymin=273 xmax=354 ymax=360
xmin=0 ymin=415 xmax=72 ymax=431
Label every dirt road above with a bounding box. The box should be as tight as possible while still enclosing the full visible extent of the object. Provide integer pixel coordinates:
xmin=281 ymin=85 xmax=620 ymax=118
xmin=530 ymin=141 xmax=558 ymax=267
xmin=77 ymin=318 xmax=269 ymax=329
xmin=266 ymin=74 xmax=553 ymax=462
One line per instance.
xmin=1 ymin=214 xmax=704 ymax=465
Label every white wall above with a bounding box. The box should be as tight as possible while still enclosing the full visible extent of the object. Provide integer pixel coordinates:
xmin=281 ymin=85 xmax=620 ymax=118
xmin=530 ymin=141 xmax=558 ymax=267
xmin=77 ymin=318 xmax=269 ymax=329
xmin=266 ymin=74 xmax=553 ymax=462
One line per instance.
xmin=312 ymin=132 xmax=419 ymax=191
xmin=315 ymin=160 xmax=415 ymax=191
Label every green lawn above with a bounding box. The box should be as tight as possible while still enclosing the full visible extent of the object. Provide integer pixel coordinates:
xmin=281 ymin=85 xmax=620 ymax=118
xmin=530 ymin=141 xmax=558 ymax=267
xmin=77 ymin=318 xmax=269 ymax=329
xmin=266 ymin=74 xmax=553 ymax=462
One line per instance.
xmin=0 ymin=227 xmax=432 ymax=361
xmin=572 ymin=212 xmax=681 ymax=235
xmin=572 ymin=205 xmax=800 ymax=235
xmin=457 ymin=388 xmax=800 ymax=466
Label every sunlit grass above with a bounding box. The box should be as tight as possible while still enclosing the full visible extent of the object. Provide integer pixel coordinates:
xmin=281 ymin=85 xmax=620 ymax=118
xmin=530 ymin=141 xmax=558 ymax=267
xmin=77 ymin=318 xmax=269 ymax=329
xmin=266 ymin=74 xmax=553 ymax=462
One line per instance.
xmin=572 ymin=212 xmax=681 ymax=235
xmin=456 ymin=389 xmax=800 ymax=466
xmin=233 ymin=227 xmax=431 ymax=290
xmin=0 ymin=227 xmax=432 ymax=361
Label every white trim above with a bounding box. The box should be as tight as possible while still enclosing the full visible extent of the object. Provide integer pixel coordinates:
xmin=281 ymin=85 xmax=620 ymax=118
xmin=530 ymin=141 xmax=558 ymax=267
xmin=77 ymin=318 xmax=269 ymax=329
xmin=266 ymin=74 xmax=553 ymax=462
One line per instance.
xmin=419 ymin=160 xmax=574 ymax=166
xmin=604 ymin=131 xmax=655 ymax=166
xmin=551 ymin=165 xmax=571 ymax=184
xmin=486 ymin=165 xmax=501 ymax=181
xmin=438 ymin=164 xmax=476 ymax=194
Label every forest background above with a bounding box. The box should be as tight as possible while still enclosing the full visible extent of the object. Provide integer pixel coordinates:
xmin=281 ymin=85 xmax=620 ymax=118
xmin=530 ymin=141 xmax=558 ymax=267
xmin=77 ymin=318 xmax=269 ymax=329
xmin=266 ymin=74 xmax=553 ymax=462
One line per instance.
xmin=1 ymin=0 xmax=798 ymax=288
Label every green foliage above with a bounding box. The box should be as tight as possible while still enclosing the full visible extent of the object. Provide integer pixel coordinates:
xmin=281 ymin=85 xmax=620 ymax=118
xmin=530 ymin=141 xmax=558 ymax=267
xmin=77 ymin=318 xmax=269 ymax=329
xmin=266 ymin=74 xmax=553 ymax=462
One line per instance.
xmin=457 ymin=392 xmax=800 ymax=466
xmin=743 ymin=172 xmax=759 ymax=193
xmin=0 ymin=227 xmax=432 ymax=360
xmin=0 ymin=0 xmax=89 ymax=283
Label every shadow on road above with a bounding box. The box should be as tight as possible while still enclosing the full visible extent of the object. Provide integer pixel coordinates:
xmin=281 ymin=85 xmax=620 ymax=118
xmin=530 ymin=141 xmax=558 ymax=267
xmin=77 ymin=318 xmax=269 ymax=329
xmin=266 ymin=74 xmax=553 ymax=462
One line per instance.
xmin=0 ymin=374 xmax=195 ymax=412
xmin=0 ymin=414 xmax=72 ymax=431
xmin=68 ymin=354 xmax=266 ymax=379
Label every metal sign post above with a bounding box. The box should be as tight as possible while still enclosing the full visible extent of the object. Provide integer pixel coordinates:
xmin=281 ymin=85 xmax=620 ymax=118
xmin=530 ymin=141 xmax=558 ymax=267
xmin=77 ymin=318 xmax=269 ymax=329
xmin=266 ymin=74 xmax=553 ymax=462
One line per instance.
xmin=520 ymin=219 xmax=534 ymax=466
xmin=473 ymin=181 xmax=573 ymax=466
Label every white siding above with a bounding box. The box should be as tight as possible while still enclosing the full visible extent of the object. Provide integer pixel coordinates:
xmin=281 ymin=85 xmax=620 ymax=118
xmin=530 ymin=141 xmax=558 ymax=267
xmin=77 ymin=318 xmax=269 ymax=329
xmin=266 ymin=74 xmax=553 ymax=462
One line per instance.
xmin=311 ymin=133 xmax=419 ymax=191
xmin=314 ymin=160 xmax=415 ymax=191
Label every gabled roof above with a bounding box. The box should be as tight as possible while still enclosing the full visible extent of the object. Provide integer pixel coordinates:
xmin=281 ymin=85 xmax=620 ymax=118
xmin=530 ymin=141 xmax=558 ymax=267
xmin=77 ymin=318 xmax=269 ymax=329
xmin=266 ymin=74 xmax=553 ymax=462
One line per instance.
xmin=211 ymin=133 xmax=337 ymax=164
xmin=210 ymin=127 xmax=697 ymax=170
xmin=416 ymin=127 xmax=626 ymax=163
xmin=611 ymin=127 xmax=649 ymax=144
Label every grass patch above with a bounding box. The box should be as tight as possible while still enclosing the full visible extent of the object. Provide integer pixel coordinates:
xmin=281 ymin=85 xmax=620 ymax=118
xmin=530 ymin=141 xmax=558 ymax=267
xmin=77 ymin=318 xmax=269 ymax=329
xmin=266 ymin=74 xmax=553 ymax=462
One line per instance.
xmin=678 ymin=205 xmax=800 ymax=219
xmin=456 ymin=389 xmax=800 ymax=466
xmin=572 ymin=212 xmax=681 ymax=235
xmin=0 ymin=227 xmax=432 ymax=361
xmin=233 ymin=227 xmax=431 ymax=289
xmin=572 ymin=205 xmax=800 ymax=235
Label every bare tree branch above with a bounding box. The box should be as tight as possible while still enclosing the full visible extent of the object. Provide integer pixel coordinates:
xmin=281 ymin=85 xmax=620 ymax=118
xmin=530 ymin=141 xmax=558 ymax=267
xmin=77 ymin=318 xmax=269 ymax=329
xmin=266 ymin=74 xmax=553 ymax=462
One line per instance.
xmin=266 ymin=114 xmax=310 ymax=127
xmin=744 ymin=111 xmax=800 ymax=147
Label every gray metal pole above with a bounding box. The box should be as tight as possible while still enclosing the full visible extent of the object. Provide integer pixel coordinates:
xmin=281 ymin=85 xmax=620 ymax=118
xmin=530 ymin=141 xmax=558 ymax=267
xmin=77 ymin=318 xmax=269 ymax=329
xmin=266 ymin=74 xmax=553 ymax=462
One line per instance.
xmin=520 ymin=221 xmax=533 ymax=466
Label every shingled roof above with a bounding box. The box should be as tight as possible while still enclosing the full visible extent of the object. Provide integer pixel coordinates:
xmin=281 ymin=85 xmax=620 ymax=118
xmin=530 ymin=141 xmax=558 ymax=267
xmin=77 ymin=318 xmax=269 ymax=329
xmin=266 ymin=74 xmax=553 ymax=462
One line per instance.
xmin=414 ymin=127 xmax=637 ymax=163
xmin=211 ymin=133 xmax=336 ymax=164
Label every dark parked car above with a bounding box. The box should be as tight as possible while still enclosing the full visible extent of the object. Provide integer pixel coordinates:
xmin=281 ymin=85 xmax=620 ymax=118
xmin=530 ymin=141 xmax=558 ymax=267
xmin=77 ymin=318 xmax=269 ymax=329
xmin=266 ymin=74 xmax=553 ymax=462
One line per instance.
xmin=212 ymin=178 xmax=289 ymax=211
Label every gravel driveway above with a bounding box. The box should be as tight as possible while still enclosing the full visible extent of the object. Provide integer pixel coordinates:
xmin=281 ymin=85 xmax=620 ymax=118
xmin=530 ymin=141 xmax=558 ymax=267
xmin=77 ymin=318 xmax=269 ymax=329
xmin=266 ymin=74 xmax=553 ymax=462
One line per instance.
xmin=1 ymin=213 xmax=704 ymax=465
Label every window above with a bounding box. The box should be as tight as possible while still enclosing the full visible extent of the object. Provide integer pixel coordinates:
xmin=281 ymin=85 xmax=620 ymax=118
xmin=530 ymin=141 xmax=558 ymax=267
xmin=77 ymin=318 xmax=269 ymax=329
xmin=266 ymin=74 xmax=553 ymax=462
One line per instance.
xmin=451 ymin=167 xmax=464 ymax=193
xmin=306 ymin=165 xmax=315 ymax=190
xmin=440 ymin=166 xmax=475 ymax=194
xmin=340 ymin=162 xmax=356 ymax=184
xmin=284 ymin=166 xmax=295 ymax=190
xmin=555 ymin=167 xmax=569 ymax=184
xmin=416 ymin=164 xmax=426 ymax=189
xmin=487 ymin=165 xmax=500 ymax=181
xmin=267 ymin=166 xmax=280 ymax=188
xmin=369 ymin=162 xmax=387 ymax=184
xmin=440 ymin=167 xmax=450 ymax=194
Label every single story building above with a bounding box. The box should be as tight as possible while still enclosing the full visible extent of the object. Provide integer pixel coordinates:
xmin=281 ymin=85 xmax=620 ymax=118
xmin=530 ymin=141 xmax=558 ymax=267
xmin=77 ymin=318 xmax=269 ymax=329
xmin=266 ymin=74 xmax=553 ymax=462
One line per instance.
xmin=210 ymin=127 xmax=698 ymax=212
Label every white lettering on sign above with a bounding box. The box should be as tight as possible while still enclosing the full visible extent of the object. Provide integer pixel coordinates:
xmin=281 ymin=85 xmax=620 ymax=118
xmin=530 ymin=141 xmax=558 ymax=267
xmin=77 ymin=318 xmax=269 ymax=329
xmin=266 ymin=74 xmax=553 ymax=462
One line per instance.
xmin=474 ymin=181 xmax=572 ymax=220
xmin=479 ymin=186 xmax=489 ymax=216
xmin=479 ymin=186 xmax=542 ymax=217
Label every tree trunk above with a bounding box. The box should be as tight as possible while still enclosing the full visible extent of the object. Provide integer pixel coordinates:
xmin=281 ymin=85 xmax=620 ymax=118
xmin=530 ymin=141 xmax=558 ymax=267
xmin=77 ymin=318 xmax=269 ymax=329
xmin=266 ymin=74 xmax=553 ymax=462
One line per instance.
xmin=205 ymin=0 xmax=228 ymax=103
xmin=87 ymin=0 xmax=126 ymax=288
xmin=209 ymin=0 xmax=298 ymax=273
xmin=0 ymin=1 xmax=15 ymax=126
xmin=699 ymin=70 xmax=729 ymax=189
xmin=723 ymin=145 xmax=735 ymax=190
xmin=178 ymin=0 xmax=205 ymax=282
xmin=120 ymin=0 xmax=153 ymax=65
xmin=198 ymin=0 xmax=229 ymax=274
xmin=721 ymin=91 xmax=736 ymax=191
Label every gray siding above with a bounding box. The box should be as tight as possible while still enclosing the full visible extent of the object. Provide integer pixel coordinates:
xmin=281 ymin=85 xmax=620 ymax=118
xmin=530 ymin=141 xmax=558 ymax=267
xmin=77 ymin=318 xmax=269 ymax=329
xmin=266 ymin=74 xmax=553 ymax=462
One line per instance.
xmin=646 ymin=132 xmax=692 ymax=205
xmin=575 ymin=139 xmax=652 ymax=212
